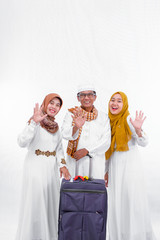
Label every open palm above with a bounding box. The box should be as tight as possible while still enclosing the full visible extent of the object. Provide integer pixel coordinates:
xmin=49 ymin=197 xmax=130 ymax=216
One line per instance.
xmin=130 ymin=110 xmax=146 ymax=130
xmin=72 ymin=107 xmax=86 ymax=128
xmin=33 ymin=103 xmax=47 ymax=123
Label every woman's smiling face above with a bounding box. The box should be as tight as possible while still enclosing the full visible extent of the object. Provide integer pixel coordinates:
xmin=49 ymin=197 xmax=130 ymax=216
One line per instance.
xmin=109 ymin=93 xmax=123 ymax=115
xmin=46 ymin=97 xmax=61 ymax=117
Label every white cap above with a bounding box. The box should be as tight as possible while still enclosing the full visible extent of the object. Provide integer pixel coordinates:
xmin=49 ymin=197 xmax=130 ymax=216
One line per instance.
xmin=77 ymin=83 xmax=96 ymax=94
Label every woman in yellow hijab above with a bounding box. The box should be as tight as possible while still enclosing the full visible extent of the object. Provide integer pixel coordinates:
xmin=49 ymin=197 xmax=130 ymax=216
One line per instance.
xmin=105 ymin=91 xmax=156 ymax=240
xmin=105 ymin=91 xmax=132 ymax=160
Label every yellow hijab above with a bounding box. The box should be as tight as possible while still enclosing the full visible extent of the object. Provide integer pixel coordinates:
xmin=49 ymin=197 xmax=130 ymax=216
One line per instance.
xmin=105 ymin=91 xmax=132 ymax=160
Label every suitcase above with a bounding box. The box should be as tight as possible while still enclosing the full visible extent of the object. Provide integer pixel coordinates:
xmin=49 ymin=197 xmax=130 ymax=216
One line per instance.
xmin=58 ymin=177 xmax=107 ymax=240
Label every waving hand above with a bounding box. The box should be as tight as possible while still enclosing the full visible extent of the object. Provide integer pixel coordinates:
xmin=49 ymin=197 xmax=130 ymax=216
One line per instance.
xmin=130 ymin=111 xmax=146 ymax=137
xmin=33 ymin=103 xmax=47 ymax=123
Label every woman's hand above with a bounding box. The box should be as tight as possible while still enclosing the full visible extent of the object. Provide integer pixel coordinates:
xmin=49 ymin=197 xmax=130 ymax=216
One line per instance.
xmin=60 ymin=166 xmax=71 ymax=180
xmin=33 ymin=103 xmax=47 ymax=123
xmin=104 ymin=172 xmax=108 ymax=187
xmin=130 ymin=111 xmax=146 ymax=137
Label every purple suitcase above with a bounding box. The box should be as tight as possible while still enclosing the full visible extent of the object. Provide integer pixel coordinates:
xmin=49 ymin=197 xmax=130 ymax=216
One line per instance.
xmin=58 ymin=178 xmax=107 ymax=240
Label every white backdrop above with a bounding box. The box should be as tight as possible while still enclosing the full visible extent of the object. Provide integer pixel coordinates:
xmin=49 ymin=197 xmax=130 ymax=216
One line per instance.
xmin=0 ymin=0 xmax=160 ymax=239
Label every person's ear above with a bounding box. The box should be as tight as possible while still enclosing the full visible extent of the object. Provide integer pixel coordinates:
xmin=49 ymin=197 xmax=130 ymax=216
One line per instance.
xmin=77 ymin=96 xmax=80 ymax=102
xmin=94 ymin=95 xmax=97 ymax=101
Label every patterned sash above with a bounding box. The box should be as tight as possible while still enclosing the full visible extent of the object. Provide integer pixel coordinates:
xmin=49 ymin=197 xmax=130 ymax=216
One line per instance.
xmin=67 ymin=106 xmax=98 ymax=158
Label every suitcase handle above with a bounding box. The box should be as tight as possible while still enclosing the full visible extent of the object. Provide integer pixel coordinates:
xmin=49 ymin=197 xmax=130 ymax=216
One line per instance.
xmin=75 ymin=154 xmax=92 ymax=178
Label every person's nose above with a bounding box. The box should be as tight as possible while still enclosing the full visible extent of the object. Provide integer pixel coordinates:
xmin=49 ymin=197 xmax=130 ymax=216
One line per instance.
xmin=84 ymin=94 xmax=89 ymax=99
xmin=52 ymin=104 xmax=56 ymax=109
xmin=112 ymin=103 xmax=117 ymax=107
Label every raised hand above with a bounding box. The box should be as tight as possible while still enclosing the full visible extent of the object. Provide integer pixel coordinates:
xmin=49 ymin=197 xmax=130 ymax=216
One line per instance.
xmin=72 ymin=107 xmax=87 ymax=129
xmin=130 ymin=111 xmax=146 ymax=137
xmin=33 ymin=103 xmax=47 ymax=123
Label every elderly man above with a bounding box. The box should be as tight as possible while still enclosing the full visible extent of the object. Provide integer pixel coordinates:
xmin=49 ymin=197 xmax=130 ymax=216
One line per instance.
xmin=61 ymin=84 xmax=111 ymax=179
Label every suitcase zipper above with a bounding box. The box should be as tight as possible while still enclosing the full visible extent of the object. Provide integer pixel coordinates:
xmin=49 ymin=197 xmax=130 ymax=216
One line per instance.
xmin=62 ymin=189 xmax=106 ymax=194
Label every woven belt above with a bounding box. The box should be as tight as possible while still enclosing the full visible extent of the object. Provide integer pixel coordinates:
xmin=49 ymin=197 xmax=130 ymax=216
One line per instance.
xmin=35 ymin=149 xmax=56 ymax=157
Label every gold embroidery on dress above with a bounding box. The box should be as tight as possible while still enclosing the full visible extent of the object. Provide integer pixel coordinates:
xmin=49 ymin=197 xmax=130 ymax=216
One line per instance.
xmin=61 ymin=158 xmax=66 ymax=164
xmin=35 ymin=149 xmax=56 ymax=157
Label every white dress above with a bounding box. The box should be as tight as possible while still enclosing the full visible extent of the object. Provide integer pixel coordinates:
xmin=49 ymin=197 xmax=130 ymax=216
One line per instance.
xmin=106 ymin=116 xmax=156 ymax=240
xmin=61 ymin=110 xmax=111 ymax=179
xmin=15 ymin=120 xmax=66 ymax=240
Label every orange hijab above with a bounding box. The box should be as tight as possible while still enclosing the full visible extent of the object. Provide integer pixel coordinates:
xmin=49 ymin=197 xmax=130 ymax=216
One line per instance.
xmin=29 ymin=93 xmax=63 ymax=134
xmin=105 ymin=91 xmax=132 ymax=160
xmin=41 ymin=93 xmax=63 ymax=113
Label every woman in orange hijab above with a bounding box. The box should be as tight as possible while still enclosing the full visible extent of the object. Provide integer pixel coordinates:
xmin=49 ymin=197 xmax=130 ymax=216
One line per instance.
xmin=15 ymin=93 xmax=70 ymax=240
xmin=105 ymin=92 xmax=156 ymax=240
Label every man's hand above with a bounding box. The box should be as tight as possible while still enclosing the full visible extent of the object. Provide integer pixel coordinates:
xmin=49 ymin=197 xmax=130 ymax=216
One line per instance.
xmin=73 ymin=148 xmax=89 ymax=161
xmin=72 ymin=107 xmax=87 ymax=136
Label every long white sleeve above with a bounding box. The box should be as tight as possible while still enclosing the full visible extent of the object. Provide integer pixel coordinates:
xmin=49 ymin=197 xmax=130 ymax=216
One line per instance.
xmin=87 ymin=115 xmax=111 ymax=157
xmin=17 ymin=120 xmax=38 ymax=148
xmin=61 ymin=112 xmax=79 ymax=140
xmin=105 ymin=159 xmax=110 ymax=173
xmin=135 ymin=130 xmax=148 ymax=147
xmin=56 ymin=130 xmax=68 ymax=169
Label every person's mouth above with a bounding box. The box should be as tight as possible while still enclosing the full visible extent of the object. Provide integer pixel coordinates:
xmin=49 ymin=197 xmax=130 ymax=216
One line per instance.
xmin=49 ymin=108 xmax=56 ymax=114
xmin=112 ymin=106 xmax=118 ymax=111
